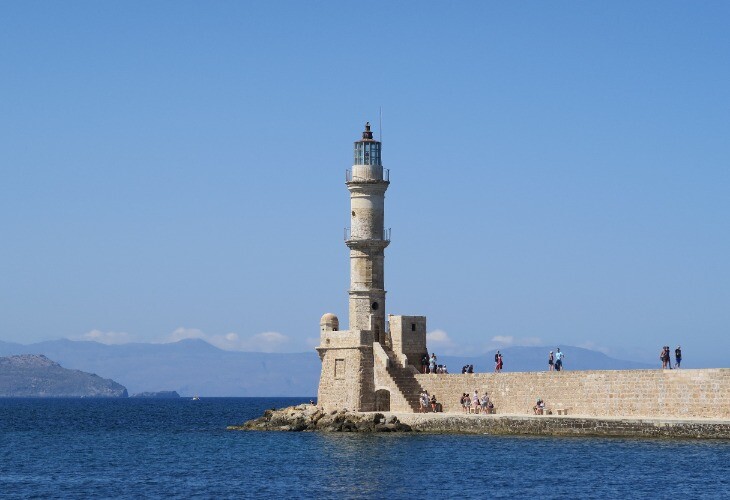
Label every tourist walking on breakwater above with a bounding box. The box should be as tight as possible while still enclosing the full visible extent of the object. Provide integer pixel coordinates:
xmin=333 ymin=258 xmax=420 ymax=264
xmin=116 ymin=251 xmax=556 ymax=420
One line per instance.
xmin=661 ymin=346 xmax=672 ymax=369
xmin=494 ymin=351 xmax=503 ymax=372
xmin=555 ymin=348 xmax=564 ymax=371
xmin=675 ymin=346 xmax=682 ymax=368
xmin=548 ymin=351 xmax=554 ymax=371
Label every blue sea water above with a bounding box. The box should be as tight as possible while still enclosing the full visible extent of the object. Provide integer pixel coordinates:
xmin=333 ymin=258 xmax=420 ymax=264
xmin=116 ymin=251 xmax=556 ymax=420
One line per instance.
xmin=1 ymin=398 xmax=728 ymax=499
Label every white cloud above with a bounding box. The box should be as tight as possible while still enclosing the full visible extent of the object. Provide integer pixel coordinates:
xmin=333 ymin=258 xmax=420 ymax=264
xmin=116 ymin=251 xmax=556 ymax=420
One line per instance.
xmin=168 ymin=327 xmax=206 ymax=342
xmin=427 ymin=329 xmax=454 ymax=346
xmin=167 ymin=327 xmax=292 ymax=353
xmin=491 ymin=335 xmax=514 ymax=346
xmin=578 ymin=340 xmax=611 ymax=355
xmin=71 ymin=329 xmax=134 ymax=345
xmin=427 ymin=329 xmax=463 ymax=355
xmin=490 ymin=335 xmax=543 ymax=347
xmin=521 ymin=337 xmax=543 ymax=347
xmin=244 ymin=331 xmax=290 ymax=352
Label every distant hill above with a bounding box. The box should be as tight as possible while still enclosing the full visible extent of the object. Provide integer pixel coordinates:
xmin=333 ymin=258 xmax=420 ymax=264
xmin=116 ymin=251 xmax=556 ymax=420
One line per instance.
xmin=0 ymin=339 xmax=660 ymax=397
xmin=0 ymin=354 xmax=128 ymax=397
xmin=439 ymin=346 xmax=654 ymax=374
xmin=0 ymin=339 xmax=320 ymax=397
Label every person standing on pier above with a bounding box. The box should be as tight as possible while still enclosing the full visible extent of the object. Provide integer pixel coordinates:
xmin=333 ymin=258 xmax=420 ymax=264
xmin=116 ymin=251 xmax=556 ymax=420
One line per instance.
xmin=675 ymin=346 xmax=682 ymax=369
xmin=555 ymin=348 xmax=564 ymax=371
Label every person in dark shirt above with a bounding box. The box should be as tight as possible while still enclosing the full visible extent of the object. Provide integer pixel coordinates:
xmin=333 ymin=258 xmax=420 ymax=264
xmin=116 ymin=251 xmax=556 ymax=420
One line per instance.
xmin=675 ymin=346 xmax=682 ymax=369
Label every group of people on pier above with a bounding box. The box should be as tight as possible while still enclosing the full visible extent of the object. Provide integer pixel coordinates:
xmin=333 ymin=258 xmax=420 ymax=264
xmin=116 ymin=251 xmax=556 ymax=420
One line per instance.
xmin=421 ymin=345 xmax=689 ymax=375
xmin=460 ymin=390 xmax=494 ymax=414
xmin=661 ymin=345 xmax=682 ymax=369
xmin=421 ymin=349 xmax=571 ymax=374
xmin=419 ymin=391 xmax=441 ymax=412
xmin=547 ymin=348 xmax=565 ymax=371
xmin=421 ymin=353 xmax=448 ymax=374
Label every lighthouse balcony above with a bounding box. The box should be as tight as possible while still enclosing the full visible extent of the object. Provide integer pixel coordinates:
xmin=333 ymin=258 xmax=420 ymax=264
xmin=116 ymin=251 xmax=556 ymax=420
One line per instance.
xmin=344 ymin=227 xmax=391 ymax=243
xmin=346 ymin=168 xmax=389 ymax=183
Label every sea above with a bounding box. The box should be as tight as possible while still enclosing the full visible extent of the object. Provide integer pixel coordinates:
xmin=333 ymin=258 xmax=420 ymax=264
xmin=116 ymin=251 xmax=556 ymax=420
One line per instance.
xmin=1 ymin=398 xmax=728 ymax=499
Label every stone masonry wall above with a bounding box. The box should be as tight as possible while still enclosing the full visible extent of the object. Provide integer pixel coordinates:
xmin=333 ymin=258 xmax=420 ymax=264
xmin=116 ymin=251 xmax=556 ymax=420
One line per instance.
xmin=414 ymin=369 xmax=730 ymax=419
xmin=317 ymin=329 xmax=376 ymax=412
xmin=388 ymin=315 xmax=426 ymax=369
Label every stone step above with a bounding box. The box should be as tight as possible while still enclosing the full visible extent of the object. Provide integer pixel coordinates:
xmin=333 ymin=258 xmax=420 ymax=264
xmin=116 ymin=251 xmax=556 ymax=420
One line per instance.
xmin=383 ymin=355 xmax=426 ymax=412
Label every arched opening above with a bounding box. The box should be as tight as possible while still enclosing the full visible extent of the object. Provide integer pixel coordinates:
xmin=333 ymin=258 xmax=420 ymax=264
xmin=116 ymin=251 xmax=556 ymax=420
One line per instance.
xmin=375 ymin=389 xmax=390 ymax=412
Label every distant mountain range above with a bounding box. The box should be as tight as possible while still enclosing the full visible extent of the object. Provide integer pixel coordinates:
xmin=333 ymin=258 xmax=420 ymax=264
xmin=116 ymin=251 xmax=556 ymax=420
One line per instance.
xmin=0 ymin=354 xmax=128 ymax=397
xmin=0 ymin=339 xmax=659 ymax=397
xmin=0 ymin=339 xmax=320 ymax=397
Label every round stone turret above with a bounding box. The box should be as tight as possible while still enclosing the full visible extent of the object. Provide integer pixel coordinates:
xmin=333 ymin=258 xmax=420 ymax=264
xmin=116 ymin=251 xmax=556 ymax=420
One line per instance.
xmin=320 ymin=313 xmax=339 ymax=332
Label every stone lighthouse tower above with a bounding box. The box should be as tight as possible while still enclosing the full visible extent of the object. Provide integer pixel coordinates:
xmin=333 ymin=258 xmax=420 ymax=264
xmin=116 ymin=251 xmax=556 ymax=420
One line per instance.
xmin=347 ymin=122 xmax=390 ymax=343
xmin=316 ymin=122 xmax=425 ymax=412
xmin=316 ymin=122 xmax=389 ymax=412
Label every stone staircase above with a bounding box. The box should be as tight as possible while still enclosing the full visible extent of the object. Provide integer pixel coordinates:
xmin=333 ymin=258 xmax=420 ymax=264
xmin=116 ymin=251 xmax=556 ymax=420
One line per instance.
xmin=383 ymin=350 xmax=425 ymax=412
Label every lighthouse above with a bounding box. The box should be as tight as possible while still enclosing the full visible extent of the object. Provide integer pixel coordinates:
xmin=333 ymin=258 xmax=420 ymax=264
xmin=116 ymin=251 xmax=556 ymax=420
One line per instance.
xmin=346 ymin=122 xmax=390 ymax=342
xmin=317 ymin=122 xmax=427 ymax=413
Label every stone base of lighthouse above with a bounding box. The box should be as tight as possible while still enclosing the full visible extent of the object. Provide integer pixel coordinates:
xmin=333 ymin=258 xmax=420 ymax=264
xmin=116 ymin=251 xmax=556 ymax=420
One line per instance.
xmin=316 ymin=314 xmax=427 ymax=412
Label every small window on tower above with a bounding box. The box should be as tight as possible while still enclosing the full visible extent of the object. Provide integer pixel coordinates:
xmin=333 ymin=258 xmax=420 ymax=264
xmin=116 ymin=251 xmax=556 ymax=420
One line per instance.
xmin=352 ymin=211 xmax=356 ymax=217
xmin=371 ymin=302 xmax=379 ymax=310
xmin=411 ymin=323 xmax=416 ymax=332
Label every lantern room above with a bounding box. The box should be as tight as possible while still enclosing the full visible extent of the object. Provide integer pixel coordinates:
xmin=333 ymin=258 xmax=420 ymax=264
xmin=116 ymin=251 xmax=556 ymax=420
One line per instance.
xmin=353 ymin=122 xmax=381 ymax=166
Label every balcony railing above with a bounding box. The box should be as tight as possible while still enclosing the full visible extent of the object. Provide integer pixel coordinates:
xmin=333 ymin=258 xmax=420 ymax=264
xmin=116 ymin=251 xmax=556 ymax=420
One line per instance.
xmin=345 ymin=168 xmax=390 ymax=183
xmin=344 ymin=227 xmax=391 ymax=242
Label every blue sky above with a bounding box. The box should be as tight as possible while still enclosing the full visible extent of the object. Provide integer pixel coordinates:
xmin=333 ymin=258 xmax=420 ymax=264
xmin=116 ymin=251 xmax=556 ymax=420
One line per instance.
xmin=1 ymin=2 xmax=728 ymax=366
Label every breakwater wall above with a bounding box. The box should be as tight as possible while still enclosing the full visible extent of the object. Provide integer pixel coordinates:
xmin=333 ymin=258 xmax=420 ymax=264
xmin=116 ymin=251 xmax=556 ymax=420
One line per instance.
xmin=394 ymin=413 xmax=730 ymax=439
xmin=232 ymin=405 xmax=730 ymax=439
xmin=413 ymin=368 xmax=730 ymax=419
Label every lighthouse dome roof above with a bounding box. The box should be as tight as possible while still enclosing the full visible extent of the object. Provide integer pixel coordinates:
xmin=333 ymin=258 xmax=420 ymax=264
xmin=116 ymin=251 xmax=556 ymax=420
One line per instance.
xmin=320 ymin=313 xmax=339 ymax=330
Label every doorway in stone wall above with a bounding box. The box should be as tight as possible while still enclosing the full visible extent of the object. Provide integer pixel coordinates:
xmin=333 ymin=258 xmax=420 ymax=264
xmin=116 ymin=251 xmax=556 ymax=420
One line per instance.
xmin=374 ymin=389 xmax=390 ymax=412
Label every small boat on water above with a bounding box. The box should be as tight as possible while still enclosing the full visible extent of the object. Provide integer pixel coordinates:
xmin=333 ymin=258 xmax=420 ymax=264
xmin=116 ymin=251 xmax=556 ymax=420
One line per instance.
xmin=192 ymin=395 xmax=200 ymax=401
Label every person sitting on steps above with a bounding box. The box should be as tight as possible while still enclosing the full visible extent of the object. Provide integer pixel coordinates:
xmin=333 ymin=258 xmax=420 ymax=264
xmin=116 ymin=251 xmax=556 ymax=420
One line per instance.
xmin=533 ymin=398 xmax=546 ymax=415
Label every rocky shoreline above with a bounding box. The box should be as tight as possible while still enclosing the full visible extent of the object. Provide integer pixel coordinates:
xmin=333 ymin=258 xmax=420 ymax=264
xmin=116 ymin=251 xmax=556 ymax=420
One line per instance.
xmin=229 ymin=405 xmax=730 ymax=439
xmin=228 ymin=405 xmax=413 ymax=433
